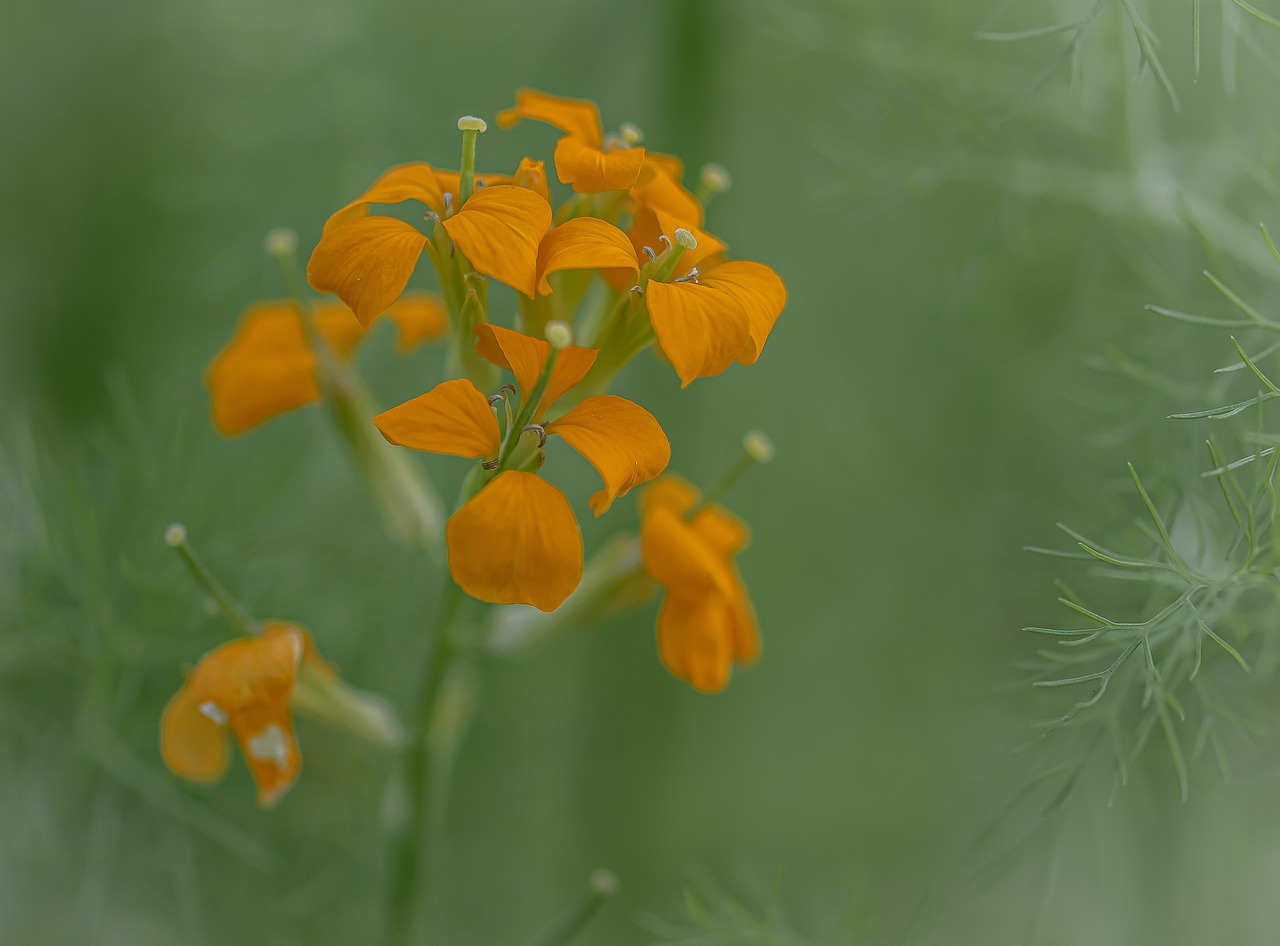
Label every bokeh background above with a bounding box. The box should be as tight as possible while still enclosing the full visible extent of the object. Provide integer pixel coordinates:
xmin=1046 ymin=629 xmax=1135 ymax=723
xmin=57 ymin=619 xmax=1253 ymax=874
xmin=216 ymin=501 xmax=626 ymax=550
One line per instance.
xmin=6 ymin=0 xmax=1280 ymax=943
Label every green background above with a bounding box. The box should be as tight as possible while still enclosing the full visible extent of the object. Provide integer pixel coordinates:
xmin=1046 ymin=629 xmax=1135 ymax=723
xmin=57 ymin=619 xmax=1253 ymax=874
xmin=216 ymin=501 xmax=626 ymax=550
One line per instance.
xmin=5 ymin=0 xmax=1280 ymax=943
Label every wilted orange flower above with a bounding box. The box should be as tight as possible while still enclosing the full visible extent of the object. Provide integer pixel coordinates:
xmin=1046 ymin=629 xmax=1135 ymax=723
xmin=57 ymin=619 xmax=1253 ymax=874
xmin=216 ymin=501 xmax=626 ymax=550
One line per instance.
xmin=639 ymin=476 xmax=759 ymax=692
xmin=307 ymin=162 xmax=553 ymax=324
xmin=374 ymin=324 xmax=670 ymax=611
xmin=161 ymin=622 xmax=331 ymax=807
xmin=497 ymin=89 xmax=646 ymax=194
xmin=207 ymin=295 xmax=446 ymax=435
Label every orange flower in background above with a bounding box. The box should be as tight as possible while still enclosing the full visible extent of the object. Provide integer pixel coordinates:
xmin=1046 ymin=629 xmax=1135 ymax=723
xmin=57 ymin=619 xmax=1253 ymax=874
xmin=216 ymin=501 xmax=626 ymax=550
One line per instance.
xmin=497 ymin=89 xmax=646 ymax=194
xmin=206 ymin=294 xmax=447 ymax=435
xmin=374 ymin=324 xmax=670 ymax=611
xmin=639 ymin=476 xmax=759 ymax=692
xmin=307 ymin=162 xmax=553 ymax=324
xmin=161 ymin=622 xmax=331 ymax=807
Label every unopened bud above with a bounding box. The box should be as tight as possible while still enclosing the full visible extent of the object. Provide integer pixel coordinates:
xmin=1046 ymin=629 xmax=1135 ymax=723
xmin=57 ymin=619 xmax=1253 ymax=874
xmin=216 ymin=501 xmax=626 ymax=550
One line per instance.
xmin=618 ymin=122 xmax=644 ymax=146
xmin=673 ymin=228 xmax=698 ymax=250
xmin=699 ymin=163 xmax=732 ymax=194
xmin=457 ymin=115 xmax=487 ymax=133
xmin=589 ymin=869 xmax=619 ymax=897
xmin=744 ymin=430 xmax=774 ymax=463
xmin=545 ymin=320 xmax=574 ymax=350
xmin=164 ymin=522 xmax=188 ymax=547
xmin=263 ymin=227 xmax=298 ymax=258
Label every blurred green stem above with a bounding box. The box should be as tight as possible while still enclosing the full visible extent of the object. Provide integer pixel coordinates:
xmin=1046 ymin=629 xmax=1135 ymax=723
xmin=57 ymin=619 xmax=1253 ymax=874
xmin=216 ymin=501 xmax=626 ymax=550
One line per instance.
xmin=386 ymin=577 xmax=467 ymax=945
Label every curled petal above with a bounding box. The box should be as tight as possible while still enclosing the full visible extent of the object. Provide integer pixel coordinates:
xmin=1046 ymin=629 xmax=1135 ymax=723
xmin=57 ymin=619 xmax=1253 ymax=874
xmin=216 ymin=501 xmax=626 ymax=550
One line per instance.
xmin=226 ymin=697 xmax=301 ymax=808
xmin=446 ymin=471 xmax=582 ymax=612
xmin=656 ymin=594 xmax=734 ymax=693
xmin=640 ymin=503 xmax=727 ymax=597
xmin=553 ymin=135 xmax=645 ymax=193
xmin=702 ymin=261 xmax=787 ymax=365
xmin=307 ymin=216 xmax=428 ymax=327
xmin=690 ymin=504 xmax=751 ymax=557
xmin=645 ymin=279 xmax=752 ymax=387
xmin=474 ymin=323 xmax=597 ymax=420
xmin=639 ymin=475 xmax=699 ymax=518
xmin=545 ymin=395 xmax=670 ymax=516
xmin=382 ymin=293 xmax=449 ymax=353
xmin=512 ymin=156 xmax=552 ymax=205
xmin=374 ymin=378 xmax=501 ymax=459
xmin=160 ymin=684 xmax=230 ymax=783
xmin=496 ymin=89 xmax=604 ymax=145
xmin=322 ymin=162 xmax=448 ymax=234
xmin=536 ymin=217 xmax=639 ymax=295
xmin=206 ymin=303 xmax=320 ymax=436
xmin=441 ymin=185 xmax=552 ymax=298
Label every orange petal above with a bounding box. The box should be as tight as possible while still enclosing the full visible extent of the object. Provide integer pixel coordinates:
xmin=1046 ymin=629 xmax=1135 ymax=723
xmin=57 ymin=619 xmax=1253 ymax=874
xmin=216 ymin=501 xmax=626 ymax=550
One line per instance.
xmin=536 ymin=217 xmax=639 ymax=295
xmin=160 ymin=683 xmax=230 ymax=783
xmin=655 ymin=593 xmax=734 ymax=693
xmin=322 ymin=162 xmax=448 ymax=235
xmin=373 ymin=378 xmax=501 ymax=458
xmin=644 ymin=279 xmax=753 ymax=387
xmin=311 ymin=302 xmax=368 ymax=358
xmin=307 ymin=216 xmax=428 ymax=327
xmin=206 ymin=303 xmax=320 ymax=436
xmin=496 ymin=89 xmax=603 ymax=145
xmin=639 ymin=475 xmax=700 ymax=517
xmin=382 ymin=293 xmax=449 ymax=353
xmin=553 ymin=135 xmax=645 ymax=193
xmin=512 ymin=157 xmax=552 ymax=206
xmin=446 ymin=471 xmax=582 ymax=611
xmin=226 ymin=696 xmax=302 ymax=807
xmin=640 ymin=503 xmax=727 ymax=596
xmin=699 ymin=261 xmax=787 ymax=365
xmin=690 ymin=504 xmax=751 ymax=557
xmin=473 ymin=323 xmax=597 ymax=419
xmin=545 ymin=395 xmax=670 ymax=515
xmin=638 ymin=151 xmax=687 ymax=188
xmin=441 ymin=185 xmax=552 ymax=297
xmin=632 ymin=157 xmax=703 ymax=228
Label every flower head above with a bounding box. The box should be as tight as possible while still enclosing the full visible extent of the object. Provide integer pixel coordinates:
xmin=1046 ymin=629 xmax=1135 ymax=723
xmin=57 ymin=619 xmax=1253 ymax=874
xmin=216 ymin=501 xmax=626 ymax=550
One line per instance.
xmin=639 ymin=476 xmax=759 ymax=692
xmin=160 ymin=622 xmax=328 ymax=807
xmin=207 ymin=295 xmax=446 ymax=435
xmin=497 ymin=89 xmax=646 ymax=194
xmin=374 ymin=324 xmax=670 ymax=611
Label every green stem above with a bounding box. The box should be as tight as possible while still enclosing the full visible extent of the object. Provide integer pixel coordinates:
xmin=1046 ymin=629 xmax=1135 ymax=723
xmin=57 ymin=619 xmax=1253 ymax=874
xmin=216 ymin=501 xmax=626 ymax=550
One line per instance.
xmin=385 ymin=577 xmax=467 ymax=945
xmin=167 ymin=528 xmax=257 ymax=637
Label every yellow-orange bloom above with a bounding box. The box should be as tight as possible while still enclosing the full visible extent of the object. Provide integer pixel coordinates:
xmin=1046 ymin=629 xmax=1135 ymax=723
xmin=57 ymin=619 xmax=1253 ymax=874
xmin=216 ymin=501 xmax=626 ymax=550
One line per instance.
xmin=307 ymin=162 xmax=553 ymax=324
xmin=161 ymin=622 xmax=331 ymax=807
xmin=374 ymin=324 xmax=670 ymax=610
xmin=639 ymin=477 xmax=758 ymax=692
xmin=206 ymin=295 xmax=446 ymax=435
xmin=497 ymin=89 xmax=646 ymax=194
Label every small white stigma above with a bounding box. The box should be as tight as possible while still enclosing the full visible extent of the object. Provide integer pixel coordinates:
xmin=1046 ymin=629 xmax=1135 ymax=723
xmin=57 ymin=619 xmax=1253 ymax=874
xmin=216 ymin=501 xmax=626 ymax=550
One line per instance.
xmin=199 ymin=701 xmax=228 ymax=725
xmin=618 ymin=122 xmax=644 ymax=146
xmin=263 ymin=227 xmax=298 ymax=257
xmin=247 ymin=725 xmax=291 ymax=769
xmin=545 ymin=320 xmax=574 ymax=350
xmin=744 ymin=430 xmax=775 ymax=463
xmin=164 ymin=522 xmax=187 ymax=548
xmin=457 ymin=115 xmax=488 ymax=133
xmin=674 ymin=228 xmax=698 ymax=251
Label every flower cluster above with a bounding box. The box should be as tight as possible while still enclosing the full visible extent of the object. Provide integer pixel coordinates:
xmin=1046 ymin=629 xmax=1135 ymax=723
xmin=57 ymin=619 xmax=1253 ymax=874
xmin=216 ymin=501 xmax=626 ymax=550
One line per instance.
xmin=167 ymin=88 xmax=786 ymax=806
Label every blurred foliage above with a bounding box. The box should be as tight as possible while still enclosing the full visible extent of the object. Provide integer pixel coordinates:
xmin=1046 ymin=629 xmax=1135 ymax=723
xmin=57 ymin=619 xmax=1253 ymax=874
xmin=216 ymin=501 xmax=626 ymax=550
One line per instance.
xmin=7 ymin=0 xmax=1280 ymax=943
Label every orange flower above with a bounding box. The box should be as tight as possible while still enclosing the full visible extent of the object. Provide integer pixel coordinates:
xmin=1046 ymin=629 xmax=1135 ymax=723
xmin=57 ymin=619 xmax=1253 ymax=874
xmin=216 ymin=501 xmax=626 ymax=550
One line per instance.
xmin=307 ymin=162 xmax=553 ymax=324
xmin=160 ymin=622 xmax=331 ymax=807
xmin=207 ymin=295 xmax=446 ymax=435
xmin=639 ymin=476 xmax=758 ymax=692
xmin=374 ymin=324 xmax=670 ymax=611
xmin=497 ymin=89 xmax=646 ymax=194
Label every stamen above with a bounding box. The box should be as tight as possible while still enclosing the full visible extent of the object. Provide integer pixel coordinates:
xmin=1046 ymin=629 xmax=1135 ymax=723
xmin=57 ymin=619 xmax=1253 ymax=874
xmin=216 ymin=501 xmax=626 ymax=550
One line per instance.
xmin=164 ymin=523 xmax=188 ymax=547
xmin=673 ymin=228 xmax=698 ymax=250
xmin=424 ymin=210 xmax=441 ymax=225
xmin=488 ymin=394 xmax=506 ymax=407
xmin=443 ymin=192 xmax=453 ymax=213
xmin=475 ymin=178 xmax=486 ymax=188
xmin=642 ymin=246 xmax=658 ymax=262
xmin=522 ymin=424 xmax=548 ymax=448
xmin=658 ymin=234 xmax=673 ymax=251
xmin=545 ymin=320 xmax=574 ymax=350
xmin=743 ymin=430 xmax=775 ymax=463
xmin=618 ymin=122 xmax=644 ymax=146
xmin=673 ymin=267 xmax=700 ymax=284
xmin=699 ymin=163 xmax=732 ymax=194
xmin=263 ymin=227 xmax=298 ymax=258
xmin=501 ymin=383 xmax=517 ymax=398
xmin=456 ymin=115 xmax=488 ymax=133
xmin=481 ymin=458 xmax=500 ymax=470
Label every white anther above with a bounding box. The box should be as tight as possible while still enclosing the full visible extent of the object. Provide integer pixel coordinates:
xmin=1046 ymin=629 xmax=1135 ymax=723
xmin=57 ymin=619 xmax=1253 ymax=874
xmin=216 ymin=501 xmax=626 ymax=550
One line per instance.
xmin=199 ymin=701 xmax=228 ymax=725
